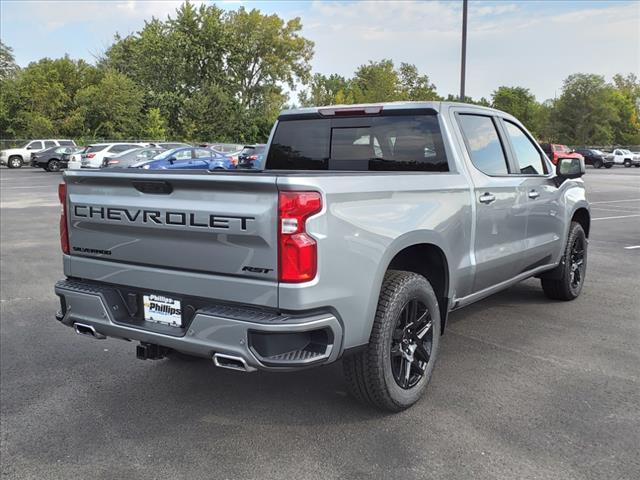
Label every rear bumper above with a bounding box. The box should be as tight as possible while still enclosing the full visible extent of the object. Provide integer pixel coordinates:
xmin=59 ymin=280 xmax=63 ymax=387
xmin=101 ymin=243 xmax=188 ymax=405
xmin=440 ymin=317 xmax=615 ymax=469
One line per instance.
xmin=54 ymin=278 xmax=343 ymax=371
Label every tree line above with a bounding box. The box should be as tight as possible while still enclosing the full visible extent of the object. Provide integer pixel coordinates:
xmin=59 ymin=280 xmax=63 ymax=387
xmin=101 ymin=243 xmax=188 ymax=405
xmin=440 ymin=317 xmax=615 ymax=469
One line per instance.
xmin=1 ymin=1 xmax=638 ymax=146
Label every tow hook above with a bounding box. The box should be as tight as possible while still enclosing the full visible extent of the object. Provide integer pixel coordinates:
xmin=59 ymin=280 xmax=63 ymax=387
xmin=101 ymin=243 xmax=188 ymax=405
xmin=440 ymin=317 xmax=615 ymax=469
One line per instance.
xmin=136 ymin=342 xmax=171 ymax=360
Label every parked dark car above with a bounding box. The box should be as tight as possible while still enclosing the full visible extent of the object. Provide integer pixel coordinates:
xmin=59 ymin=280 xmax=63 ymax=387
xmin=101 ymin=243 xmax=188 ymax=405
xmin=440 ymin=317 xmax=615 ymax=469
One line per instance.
xmin=30 ymin=146 xmax=80 ymax=172
xmin=133 ymin=147 xmax=234 ymax=170
xmin=574 ymin=149 xmax=613 ymax=169
xmin=237 ymin=144 xmax=266 ymax=169
xmin=102 ymin=147 xmax=166 ymax=168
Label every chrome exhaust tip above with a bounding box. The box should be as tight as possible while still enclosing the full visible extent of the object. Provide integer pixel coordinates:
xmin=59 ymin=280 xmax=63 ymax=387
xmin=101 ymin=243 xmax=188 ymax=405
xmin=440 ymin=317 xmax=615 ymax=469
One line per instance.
xmin=213 ymin=353 xmax=256 ymax=372
xmin=73 ymin=322 xmax=106 ymax=340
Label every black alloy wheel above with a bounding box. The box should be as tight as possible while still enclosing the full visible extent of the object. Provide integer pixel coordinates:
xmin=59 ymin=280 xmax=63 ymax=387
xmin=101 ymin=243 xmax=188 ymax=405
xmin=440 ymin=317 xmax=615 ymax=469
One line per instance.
xmin=47 ymin=159 xmax=61 ymax=172
xmin=569 ymin=235 xmax=586 ymax=294
xmin=390 ymin=299 xmax=433 ymax=389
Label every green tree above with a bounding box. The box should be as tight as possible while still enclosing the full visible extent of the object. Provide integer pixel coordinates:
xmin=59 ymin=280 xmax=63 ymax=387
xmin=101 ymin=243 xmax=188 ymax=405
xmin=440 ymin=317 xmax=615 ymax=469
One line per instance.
xmin=144 ymin=108 xmax=168 ymax=140
xmin=491 ymin=86 xmax=538 ymax=129
xmin=223 ymin=7 xmax=313 ymax=108
xmin=397 ymin=63 xmax=439 ymax=101
xmin=610 ymin=73 xmax=640 ymax=144
xmin=104 ymin=1 xmax=313 ymax=141
xmin=555 ymin=74 xmax=617 ymax=145
xmin=73 ymin=70 xmax=144 ymax=139
xmin=298 ymin=73 xmax=350 ymax=107
xmin=350 ymin=59 xmax=399 ymax=103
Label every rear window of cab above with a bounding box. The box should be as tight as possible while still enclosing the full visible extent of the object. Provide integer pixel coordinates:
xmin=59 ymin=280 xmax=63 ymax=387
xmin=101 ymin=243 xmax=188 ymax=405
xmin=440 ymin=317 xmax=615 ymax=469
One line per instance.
xmin=266 ymin=113 xmax=449 ymax=172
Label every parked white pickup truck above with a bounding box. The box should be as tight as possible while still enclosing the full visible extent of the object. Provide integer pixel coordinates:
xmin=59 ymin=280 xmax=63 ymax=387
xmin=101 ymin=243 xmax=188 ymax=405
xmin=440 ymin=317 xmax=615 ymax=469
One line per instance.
xmin=1 ymin=139 xmax=76 ymax=168
xmin=607 ymin=149 xmax=640 ymax=167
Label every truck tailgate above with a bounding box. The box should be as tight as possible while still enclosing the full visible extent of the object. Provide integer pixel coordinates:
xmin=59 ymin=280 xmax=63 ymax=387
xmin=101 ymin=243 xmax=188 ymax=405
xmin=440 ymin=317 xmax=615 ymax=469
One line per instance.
xmin=64 ymin=171 xmax=279 ymax=296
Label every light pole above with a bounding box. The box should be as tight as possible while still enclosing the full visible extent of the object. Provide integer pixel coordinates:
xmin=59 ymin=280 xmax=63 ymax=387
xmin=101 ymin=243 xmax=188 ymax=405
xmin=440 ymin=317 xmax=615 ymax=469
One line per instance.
xmin=460 ymin=0 xmax=468 ymax=101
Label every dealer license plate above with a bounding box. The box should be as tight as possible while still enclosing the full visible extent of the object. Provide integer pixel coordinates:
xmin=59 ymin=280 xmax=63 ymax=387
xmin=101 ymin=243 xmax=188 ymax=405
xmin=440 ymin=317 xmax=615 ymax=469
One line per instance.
xmin=143 ymin=294 xmax=182 ymax=327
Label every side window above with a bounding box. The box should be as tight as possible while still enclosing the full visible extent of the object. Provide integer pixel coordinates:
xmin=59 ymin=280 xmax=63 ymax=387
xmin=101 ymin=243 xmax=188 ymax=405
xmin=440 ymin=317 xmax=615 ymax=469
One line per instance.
xmin=44 ymin=141 xmax=56 ymax=148
xmin=58 ymin=140 xmax=74 ymax=146
xmin=109 ymin=144 xmax=128 ymax=153
xmin=504 ymin=121 xmax=547 ymax=175
xmin=175 ymin=149 xmax=193 ymax=160
xmin=195 ymin=148 xmax=211 ymax=158
xmin=457 ymin=114 xmax=509 ymax=175
xmin=29 ymin=141 xmax=43 ymax=150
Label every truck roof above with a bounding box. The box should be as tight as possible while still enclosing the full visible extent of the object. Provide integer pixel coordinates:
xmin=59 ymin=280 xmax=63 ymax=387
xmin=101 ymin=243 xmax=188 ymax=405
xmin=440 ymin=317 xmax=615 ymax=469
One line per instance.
xmin=279 ymin=101 xmax=502 ymax=117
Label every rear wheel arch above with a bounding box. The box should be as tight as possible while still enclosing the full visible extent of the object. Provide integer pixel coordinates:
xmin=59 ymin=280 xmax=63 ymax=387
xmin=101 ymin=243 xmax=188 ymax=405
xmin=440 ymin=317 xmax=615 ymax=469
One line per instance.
xmin=385 ymin=243 xmax=450 ymax=334
xmin=571 ymin=208 xmax=590 ymax=238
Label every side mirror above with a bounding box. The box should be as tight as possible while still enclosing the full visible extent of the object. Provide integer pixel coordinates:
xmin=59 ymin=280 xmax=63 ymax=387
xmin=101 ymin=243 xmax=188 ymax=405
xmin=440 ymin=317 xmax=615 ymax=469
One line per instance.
xmin=168 ymin=157 xmax=176 ymax=164
xmin=556 ymin=156 xmax=585 ymax=184
xmin=26 ymin=145 xmax=33 ymax=150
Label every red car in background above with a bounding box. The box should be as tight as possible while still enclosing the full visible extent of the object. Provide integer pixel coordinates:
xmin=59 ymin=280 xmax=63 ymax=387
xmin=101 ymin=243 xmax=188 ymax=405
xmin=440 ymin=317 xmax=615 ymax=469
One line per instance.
xmin=539 ymin=143 xmax=584 ymax=165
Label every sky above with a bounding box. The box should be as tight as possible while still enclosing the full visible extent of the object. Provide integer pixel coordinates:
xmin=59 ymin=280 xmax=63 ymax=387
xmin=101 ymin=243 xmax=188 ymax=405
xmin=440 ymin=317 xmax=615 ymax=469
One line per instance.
xmin=1 ymin=0 xmax=638 ymax=102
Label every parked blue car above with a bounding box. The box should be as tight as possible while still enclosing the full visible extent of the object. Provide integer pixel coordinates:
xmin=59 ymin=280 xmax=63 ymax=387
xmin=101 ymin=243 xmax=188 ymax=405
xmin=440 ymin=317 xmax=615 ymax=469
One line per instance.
xmin=133 ymin=147 xmax=235 ymax=170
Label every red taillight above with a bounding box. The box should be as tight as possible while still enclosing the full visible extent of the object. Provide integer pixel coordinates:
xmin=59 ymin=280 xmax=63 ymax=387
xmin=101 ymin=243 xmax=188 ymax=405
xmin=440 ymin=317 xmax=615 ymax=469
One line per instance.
xmin=248 ymin=155 xmax=258 ymax=160
xmin=58 ymin=182 xmax=69 ymax=254
xmin=86 ymin=152 xmax=96 ymax=159
xmin=278 ymin=191 xmax=322 ymax=283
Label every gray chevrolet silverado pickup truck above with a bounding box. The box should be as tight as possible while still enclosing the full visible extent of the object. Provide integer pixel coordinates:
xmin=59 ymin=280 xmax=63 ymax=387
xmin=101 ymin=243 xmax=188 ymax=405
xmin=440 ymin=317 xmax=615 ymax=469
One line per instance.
xmin=54 ymin=102 xmax=589 ymax=411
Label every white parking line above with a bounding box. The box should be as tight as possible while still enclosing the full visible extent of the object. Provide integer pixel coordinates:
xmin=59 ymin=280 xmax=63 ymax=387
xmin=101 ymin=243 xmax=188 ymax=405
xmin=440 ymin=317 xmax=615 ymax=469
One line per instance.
xmin=592 ymin=214 xmax=640 ymax=221
xmin=624 ymin=246 xmax=640 ymax=250
xmin=590 ymin=199 xmax=640 ymax=204
xmin=591 ymin=206 xmax=640 ymax=213
xmin=1 ymin=185 xmax=56 ymax=190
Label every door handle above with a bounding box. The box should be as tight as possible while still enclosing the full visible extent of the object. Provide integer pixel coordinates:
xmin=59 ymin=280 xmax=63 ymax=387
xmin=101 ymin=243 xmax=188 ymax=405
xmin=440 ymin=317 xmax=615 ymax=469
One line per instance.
xmin=479 ymin=192 xmax=496 ymax=204
xmin=528 ymin=190 xmax=540 ymax=199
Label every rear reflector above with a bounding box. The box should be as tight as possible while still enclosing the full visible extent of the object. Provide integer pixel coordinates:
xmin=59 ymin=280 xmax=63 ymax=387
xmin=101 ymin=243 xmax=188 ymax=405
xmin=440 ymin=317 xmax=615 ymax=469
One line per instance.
xmin=278 ymin=191 xmax=322 ymax=283
xmin=58 ymin=182 xmax=69 ymax=254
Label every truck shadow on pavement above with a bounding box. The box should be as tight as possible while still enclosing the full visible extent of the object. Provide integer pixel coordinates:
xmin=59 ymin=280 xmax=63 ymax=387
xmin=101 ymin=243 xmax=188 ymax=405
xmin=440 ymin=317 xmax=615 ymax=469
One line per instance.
xmin=71 ymin=279 xmax=557 ymax=428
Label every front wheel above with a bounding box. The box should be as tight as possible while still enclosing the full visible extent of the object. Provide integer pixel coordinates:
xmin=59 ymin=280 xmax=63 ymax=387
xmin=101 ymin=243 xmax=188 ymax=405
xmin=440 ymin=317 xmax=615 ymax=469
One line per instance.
xmin=604 ymin=163 xmax=613 ymax=169
xmin=635 ymin=164 xmax=640 ymax=168
xmin=7 ymin=156 xmax=23 ymax=169
xmin=541 ymin=222 xmax=587 ymax=300
xmin=343 ymin=270 xmax=440 ymax=412
xmin=593 ymin=160 xmax=602 ymax=169
xmin=624 ymin=159 xmax=632 ymax=167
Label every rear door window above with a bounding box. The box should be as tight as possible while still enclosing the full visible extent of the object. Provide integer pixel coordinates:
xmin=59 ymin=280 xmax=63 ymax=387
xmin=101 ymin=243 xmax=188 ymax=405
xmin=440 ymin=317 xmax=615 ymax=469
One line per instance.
xmin=267 ymin=114 xmax=448 ymax=172
xmin=503 ymin=121 xmax=547 ymax=175
xmin=457 ymin=114 xmax=509 ymax=175
xmin=195 ymin=148 xmax=212 ymax=158
xmin=86 ymin=145 xmax=108 ymax=153
xmin=58 ymin=140 xmax=75 ymax=146
xmin=44 ymin=141 xmax=56 ymax=148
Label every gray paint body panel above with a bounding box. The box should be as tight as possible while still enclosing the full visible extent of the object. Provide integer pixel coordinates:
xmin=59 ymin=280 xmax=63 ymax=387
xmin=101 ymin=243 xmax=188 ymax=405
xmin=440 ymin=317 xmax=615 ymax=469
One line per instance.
xmin=58 ymin=101 xmax=589 ymax=362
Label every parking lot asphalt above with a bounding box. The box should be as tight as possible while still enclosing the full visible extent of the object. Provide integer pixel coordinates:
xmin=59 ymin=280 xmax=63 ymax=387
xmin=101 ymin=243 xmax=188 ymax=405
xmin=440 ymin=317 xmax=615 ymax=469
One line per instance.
xmin=1 ymin=166 xmax=639 ymax=480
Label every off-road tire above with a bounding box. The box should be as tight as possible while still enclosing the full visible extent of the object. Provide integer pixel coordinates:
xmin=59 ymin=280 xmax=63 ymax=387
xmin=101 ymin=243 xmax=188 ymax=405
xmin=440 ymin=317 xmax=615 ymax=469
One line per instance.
xmin=541 ymin=222 xmax=587 ymax=300
xmin=593 ymin=160 xmax=602 ymax=169
xmin=343 ymin=270 xmax=440 ymax=412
